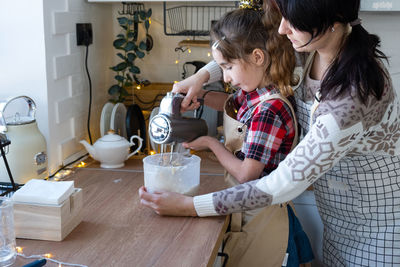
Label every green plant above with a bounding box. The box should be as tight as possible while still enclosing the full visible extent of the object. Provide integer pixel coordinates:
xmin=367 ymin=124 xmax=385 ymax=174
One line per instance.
xmin=108 ymin=7 xmax=152 ymax=103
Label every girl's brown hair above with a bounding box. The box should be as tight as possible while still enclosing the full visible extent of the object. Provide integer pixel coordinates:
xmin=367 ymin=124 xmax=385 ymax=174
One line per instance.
xmin=210 ymin=4 xmax=296 ymax=97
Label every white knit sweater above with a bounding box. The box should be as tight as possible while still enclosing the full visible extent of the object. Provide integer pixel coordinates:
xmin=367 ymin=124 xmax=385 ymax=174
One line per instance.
xmin=194 ymin=57 xmax=400 ymax=217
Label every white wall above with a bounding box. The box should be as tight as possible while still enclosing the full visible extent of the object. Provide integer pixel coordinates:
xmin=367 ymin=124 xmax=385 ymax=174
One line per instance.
xmin=119 ymin=2 xmax=217 ymax=83
xmin=360 ymin=11 xmax=400 ymax=92
xmin=43 ymin=0 xmax=114 ymax=172
xmin=0 ymin=0 xmax=114 ymax=175
xmin=110 ymin=4 xmax=400 ymax=88
xmin=0 ymin=0 xmax=48 ymax=142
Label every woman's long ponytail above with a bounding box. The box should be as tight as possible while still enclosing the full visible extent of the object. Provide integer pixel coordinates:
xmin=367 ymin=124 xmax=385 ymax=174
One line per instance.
xmin=321 ymin=24 xmax=388 ymax=103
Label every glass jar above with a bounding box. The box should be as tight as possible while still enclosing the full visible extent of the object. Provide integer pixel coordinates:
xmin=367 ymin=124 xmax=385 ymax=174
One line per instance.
xmin=0 ymin=197 xmax=16 ymax=267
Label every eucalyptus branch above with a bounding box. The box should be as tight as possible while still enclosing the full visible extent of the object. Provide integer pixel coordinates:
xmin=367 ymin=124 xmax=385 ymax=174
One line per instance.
xmin=108 ymin=7 xmax=152 ymax=103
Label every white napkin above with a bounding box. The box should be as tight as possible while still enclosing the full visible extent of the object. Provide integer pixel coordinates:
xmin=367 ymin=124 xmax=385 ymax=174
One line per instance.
xmin=12 ymin=179 xmax=75 ymax=205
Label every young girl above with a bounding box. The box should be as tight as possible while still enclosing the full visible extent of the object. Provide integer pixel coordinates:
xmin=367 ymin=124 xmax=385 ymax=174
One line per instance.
xmin=181 ymin=7 xmax=313 ymax=267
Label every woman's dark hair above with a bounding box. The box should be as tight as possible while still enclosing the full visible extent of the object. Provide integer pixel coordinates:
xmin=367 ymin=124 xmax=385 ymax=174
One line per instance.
xmin=275 ymin=0 xmax=388 ymax=103
xmin=210 ymin=8 xmax=296 ymax=97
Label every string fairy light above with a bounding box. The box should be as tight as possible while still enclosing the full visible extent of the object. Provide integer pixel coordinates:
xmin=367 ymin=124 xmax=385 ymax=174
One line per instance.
xmin=16 ymin=247 xmax=88 ymax=267
xmin=76 ymin=161 xmax=86 ymax=168
xmin=52 ymin=169 xmax=73 ymax=181
xmin=48 ymin=154 xmax=89 ymax=180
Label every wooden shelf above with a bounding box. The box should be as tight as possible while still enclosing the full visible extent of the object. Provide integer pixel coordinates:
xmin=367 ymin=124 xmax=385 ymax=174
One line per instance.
xmin=178 ymin=40 xmax=210 ymax=48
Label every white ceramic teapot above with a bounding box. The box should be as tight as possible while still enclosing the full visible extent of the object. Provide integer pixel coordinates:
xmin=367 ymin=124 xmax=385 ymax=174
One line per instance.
xmin=80 ymin=130 xmax=143 ymax=168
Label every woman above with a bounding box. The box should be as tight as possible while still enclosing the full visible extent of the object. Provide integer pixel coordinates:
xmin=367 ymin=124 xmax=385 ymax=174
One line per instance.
xmin=140 ymin=0 xmax=400 ymax=265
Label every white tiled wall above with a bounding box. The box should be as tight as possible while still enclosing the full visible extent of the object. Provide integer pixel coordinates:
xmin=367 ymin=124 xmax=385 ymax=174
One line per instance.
xmin=0 ymin=0 xmax=114 ymax=174
xmin=45 ymin=0 xmax=114 ymax=172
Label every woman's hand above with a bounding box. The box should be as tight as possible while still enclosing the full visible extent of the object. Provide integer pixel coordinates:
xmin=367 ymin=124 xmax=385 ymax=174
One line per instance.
xmin=172 ymin=69 xmax=210 ymax=112
xmin=183 ymin=136 xmax=214 ymax=151
xmin=138 ymin=186 xmax=197 ymax=217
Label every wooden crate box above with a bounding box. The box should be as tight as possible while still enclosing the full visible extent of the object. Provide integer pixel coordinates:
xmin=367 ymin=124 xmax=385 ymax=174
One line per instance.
xmin=13 ymin=188 xmax=83 ymax=241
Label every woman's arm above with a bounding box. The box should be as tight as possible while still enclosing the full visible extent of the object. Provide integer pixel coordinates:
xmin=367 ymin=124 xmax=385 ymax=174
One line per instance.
xmin=140 ymin=109 xmax=365 ymax=217
xmin=194 ymin=104 xmax=367 ymax=216
xmin=202 ymin=91 xmax=229 ymax=112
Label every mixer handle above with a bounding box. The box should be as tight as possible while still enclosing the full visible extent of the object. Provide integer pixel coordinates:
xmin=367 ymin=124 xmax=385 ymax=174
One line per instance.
xmin=195 ymin=97 xmax=204 ymax=106
xmin=177 ymin=93 xmax=205 ymax=119
xmin=0 ymin=96 xmax=37 ymax=132
xmin=178 ymin=92 xmax=204 ymax=106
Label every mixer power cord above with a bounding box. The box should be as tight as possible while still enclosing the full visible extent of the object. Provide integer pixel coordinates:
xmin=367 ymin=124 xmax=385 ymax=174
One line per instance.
xmin=132 ymin=93 xmax=166 ymax=111
xmin=84 ymin=44 xmax=93 ymax=145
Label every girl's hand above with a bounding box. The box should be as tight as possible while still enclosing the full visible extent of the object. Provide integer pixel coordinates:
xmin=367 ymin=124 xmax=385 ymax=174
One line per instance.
xmin=172 ymin=69 xmax=210 ymax=112
xmin=138 ymin=186 xmax=197 ymax=217
xmin=183 ymin=136 xmax=214 ymax=151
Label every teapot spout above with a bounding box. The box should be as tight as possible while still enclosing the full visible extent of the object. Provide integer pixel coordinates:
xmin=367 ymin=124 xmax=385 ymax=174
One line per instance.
xmin=80 ymin=140 xmax=96 ymax=159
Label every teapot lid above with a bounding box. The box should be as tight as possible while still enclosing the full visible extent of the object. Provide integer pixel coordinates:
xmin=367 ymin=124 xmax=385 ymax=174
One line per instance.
xmin=99 ymin=130 xmax=125 ymax=142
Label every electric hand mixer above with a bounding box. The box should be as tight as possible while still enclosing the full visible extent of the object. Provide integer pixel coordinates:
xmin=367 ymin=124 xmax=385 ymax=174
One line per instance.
xmin=149 ymin=92 xmax=208 ymax=146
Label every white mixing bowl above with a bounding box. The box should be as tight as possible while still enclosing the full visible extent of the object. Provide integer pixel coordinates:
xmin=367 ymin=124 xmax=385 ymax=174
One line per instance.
xmin=143 ymin=153 xmax=201 ymax=196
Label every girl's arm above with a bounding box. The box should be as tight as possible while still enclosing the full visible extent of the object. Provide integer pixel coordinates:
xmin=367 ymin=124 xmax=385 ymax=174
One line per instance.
xmin=172 ymin=61 xmax=222 ymax=112
xmin=185 ymin=136 xmax=265 ymax=182
xmin=206 ymin=138 xmax=265 ymax=182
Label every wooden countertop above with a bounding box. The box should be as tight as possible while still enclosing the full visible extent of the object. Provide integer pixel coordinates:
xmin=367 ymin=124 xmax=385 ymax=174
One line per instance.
xmin=14 ymin=152 xmax=228 ymax=267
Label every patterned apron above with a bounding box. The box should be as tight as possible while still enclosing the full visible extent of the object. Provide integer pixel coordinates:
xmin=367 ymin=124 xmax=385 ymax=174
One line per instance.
xmin=295 ymin=53 xmax=400 ymax=266
xmin=222 ymin=94 xmax=298 ymax=267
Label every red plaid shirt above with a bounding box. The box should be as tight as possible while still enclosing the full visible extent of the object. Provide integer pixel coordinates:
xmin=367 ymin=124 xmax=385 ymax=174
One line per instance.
xmin=232 ymin=85 xmax=296 ymax=176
